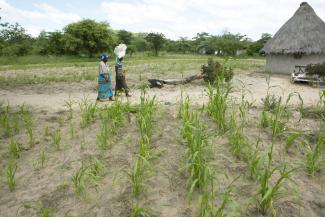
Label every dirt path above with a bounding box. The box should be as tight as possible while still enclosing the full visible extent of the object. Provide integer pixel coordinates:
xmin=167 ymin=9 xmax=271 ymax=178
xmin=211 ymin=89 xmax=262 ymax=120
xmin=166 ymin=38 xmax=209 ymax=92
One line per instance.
xmin=1 ymin=71 xmax=323 ymax=112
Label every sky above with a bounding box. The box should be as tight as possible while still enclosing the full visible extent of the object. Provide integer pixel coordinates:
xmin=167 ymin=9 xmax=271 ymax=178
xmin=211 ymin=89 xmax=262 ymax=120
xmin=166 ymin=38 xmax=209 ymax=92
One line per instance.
xmin=0 ymin=0 xmax=324 ymax=40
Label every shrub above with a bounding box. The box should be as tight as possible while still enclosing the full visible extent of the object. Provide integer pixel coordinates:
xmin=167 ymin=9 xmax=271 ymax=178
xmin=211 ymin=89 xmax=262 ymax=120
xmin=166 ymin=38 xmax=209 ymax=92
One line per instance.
xmin=306 ymin=62 xmax=325 ymax=76
xmin=201 ymin=58 xmax=233 ymax=84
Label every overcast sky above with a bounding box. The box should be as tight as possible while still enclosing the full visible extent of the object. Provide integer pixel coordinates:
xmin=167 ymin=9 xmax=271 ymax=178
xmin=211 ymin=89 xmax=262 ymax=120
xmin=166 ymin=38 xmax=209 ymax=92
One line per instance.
xmin=0 ymin=0 xmax=324 ymax=40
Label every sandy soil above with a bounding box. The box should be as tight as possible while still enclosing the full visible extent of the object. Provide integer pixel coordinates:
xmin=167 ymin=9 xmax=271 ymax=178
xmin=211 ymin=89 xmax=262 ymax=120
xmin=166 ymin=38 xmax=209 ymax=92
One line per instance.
xmin=0 ymin=70 xmax=323 ymax=111
xmin=0 ymin=69 xmax=325 ymax=217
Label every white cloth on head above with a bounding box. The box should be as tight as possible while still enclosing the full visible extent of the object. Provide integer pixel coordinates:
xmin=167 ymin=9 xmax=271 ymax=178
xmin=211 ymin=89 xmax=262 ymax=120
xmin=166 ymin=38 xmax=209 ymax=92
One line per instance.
xmin=114 ymin=44 xmax=127 ymax=59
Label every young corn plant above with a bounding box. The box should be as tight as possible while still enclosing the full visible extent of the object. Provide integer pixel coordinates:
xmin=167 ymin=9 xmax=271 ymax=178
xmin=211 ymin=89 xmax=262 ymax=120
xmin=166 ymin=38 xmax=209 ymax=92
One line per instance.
xmin=198 ymin=175 xmax=238 ymax=217
xmin=131 ymin=155 xmax=151 ymax=198
xmin=256 ymin=145 xmax=295 ymax=216
xmin=247 ymin=140 xmax=262 ymax=181
xmin=79 ymin=97 xmax=97 ymax=127
xmin=8 ymin=138 xmax=20 ymax=159
xmin=305 ymin=136 xmax=325 ymax=176
xmin=72 ymin=157 xmax=104 ymax=198
xmin=261 ymin=75 xmax=280 ymax=112
xmin=51 ymin=130 xmax=61 ymax=150
xmin=228 ymin=108 xmax=251 ymax=160
xmin=6 ymin=161 xmax=17 ymax=191
xmin=0 ymin=106 xmax=12 ymax=137
xmin=0 ymin=104 xmax=20 ymax=137
xmin=108 ymin=100 xmax=128 ymax=134
xmin=96 ymin=124 xmax=109 ymax=150
xmin=131 ymin=93 xmax=156 ymax=198
xmin=131 ymin=205 xmax=153 ymax=217
xmin=22 ymin=111 xmax=35 ymax=147
xmin=65 ymin=97 xmax=74 ymax=120
xmin=33 ymin=150 xmax=46 ymax=169
xmin=207 ymin=76 xmax=232 ymax=132
xmin=214 ymin=178 xmax=238 ymax=217
xmin=69 ymin=121 xmax=75 ymax=139
xmin=285 ymin=131 xmax=304 ymax=153
xmin=71 ymin=166 xmax=87 ymax=197
xmin=270 ymin=101 xmax=287 ymax=139
xmin=39 ymin=207 xmax=54 ymax=217
xmin=180 ymin=97 xmax=211 ymax=201
xmin=197 ymin=177 xmax=215 ymax=217
xmin=260 ymin=110 xmax=270 ymax=128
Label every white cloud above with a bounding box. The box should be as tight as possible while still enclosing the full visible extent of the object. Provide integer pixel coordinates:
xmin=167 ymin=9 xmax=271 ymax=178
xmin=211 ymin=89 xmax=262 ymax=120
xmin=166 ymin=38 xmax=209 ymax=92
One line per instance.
xmin=0 ymin=0 xmax=324 ymax=40
xmin=101 ymin=0 xmax=325 ymax=40
xmin=0 ymin=0 xmax=81 ymax=36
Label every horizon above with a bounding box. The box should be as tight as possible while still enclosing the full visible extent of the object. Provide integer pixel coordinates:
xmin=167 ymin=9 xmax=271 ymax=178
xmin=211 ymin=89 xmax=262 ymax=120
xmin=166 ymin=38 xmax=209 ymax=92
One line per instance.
xmin=1 ymin=0 xmax=325 ymax=40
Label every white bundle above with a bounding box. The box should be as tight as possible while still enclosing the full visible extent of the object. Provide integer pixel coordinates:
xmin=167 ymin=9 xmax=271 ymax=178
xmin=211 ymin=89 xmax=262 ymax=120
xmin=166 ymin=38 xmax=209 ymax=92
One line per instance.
xmin=114 ymin=44 xmax=128 ymax=58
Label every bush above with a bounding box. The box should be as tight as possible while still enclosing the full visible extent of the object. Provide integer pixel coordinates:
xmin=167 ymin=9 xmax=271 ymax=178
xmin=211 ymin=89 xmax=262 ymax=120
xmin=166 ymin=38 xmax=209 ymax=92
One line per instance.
xmin=306 ymin=62 xmax=325 ymax=76
xmin=201 ymin=58 xmax=234 ymax=84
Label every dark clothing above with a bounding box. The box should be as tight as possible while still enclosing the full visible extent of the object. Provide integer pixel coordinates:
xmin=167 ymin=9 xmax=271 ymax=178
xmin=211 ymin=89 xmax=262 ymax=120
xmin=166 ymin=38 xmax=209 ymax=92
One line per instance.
xmin=148 ymin=79 xmax=164 ymax=88
xmin=115 ymin=64 xmax=129 ymax=96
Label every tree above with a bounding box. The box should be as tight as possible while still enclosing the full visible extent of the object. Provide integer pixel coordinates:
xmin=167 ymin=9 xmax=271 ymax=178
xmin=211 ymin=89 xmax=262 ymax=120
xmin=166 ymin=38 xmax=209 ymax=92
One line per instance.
xmin=247 ymin=33 xmax=272 ymax=56
xmin=63 ymin=19 xmax=117 ymax=56
xmin=117 ymin=30 xmax=133 ymax=45
xmin=0 ymin=22 xmax=33 ymax=56
xmin=145 ymin=32 xmax=166 ymax=56
xmin=35 ymin=31 xmax=65 ymax=55
xmin=130 ymin=33 xmax=149 ymax=52
xmin=165 ymin=37 xmax=194 ymax=54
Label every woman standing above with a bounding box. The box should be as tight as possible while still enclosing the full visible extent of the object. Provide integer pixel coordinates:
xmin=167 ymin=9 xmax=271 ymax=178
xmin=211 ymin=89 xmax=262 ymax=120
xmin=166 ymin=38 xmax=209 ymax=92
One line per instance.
xmin=115 ymin=57 xmax=131 ymax=97
xmin=97 ymin=54 xmax=114 ymax=101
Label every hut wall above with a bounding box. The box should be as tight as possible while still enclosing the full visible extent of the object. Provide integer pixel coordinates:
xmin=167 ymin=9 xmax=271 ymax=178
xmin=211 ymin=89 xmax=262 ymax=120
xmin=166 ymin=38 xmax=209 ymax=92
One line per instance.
xmin=265 ymin=54 xmax=325 ymax=74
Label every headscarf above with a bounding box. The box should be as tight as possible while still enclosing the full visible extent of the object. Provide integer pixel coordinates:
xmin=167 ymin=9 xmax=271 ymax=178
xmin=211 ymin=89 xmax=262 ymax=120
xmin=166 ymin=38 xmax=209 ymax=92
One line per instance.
xmin=100 ymin=54 xmax=109 ymax=60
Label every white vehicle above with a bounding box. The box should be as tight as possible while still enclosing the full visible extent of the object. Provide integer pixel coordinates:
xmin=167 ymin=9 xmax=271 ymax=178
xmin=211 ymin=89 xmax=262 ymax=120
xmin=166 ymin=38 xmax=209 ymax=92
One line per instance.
xmin=291 ymin=65 xmax=324 ymax=83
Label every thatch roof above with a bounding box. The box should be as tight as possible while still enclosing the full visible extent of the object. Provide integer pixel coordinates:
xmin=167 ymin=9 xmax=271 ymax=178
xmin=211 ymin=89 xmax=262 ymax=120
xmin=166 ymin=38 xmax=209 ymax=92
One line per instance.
xmin=262 ymin=2 xmax=325 ymax=55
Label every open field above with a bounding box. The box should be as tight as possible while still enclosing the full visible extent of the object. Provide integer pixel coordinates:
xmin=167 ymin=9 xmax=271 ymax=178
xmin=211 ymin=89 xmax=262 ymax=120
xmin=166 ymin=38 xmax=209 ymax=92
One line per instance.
xmin=0 ymin=55 xmax=325 ymax=217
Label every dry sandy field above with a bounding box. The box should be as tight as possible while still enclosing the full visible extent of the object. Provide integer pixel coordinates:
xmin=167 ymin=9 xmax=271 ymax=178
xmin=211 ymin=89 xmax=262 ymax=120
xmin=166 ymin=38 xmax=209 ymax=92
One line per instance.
xmin=0 ymin=58 xmax=324 ymax=217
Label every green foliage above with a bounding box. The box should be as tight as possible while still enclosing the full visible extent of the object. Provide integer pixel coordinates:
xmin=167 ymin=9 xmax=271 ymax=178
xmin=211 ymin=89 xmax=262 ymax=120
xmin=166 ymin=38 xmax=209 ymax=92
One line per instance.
xmin=131 ymin=93 xmax=155 ymax=198
xmin=71 ymin=166 xmax=87 ymax=197
xmin=51 ymin=130 xmax=61 ymax=150
xmin=305 ymin=136 xmax=325 ymax=176
xmin=0 ymin=22 xmax=33 ymax=56
xmin=306 ymin=61 xmax=325 ymax=76
xmin=8 ymin=138 xmax=20 ymax=159
xmin=130 ymin=33 xmax=149 ymax=52
xmin=22 ymin=110 xmax=35 ymax=147
xmin=145 ymin=32 xmax=166 ymax=56
xmin=201 ymin=58 xmax=222 ymax=84
xmin=207 ymin=76 xmax=232 ymax=132
xmin=247 ymin=143 xmax=262 ymax=181
xmin=96 ymin=101 xmax=129 ymax=150
xmin=247 ymin=33 xmax=272 ymax=56
xmin=165 ymin=37 xmax=194 ymax=54
xmin=196 ymin=32 xmax=249 ymax=56
xmin=180 ymin=97 xmax=211 ymax=201
xmin=261 ymin=94 xmax=280 ymax=112
xmin=63 ymin=19 xmax=116 ymax=56
xmin=33 ymin=150 xmax=46 ymax=170
xmin=79 ymin=97 xmax=97 ymax=127
xmin=39 ymin=207 xmax=54 ymax=217
xmin=0 ymin=104 xmax=20 ymax=137
xmin=131 ymin=205 xmax=153 ymax=217
xmin=256 ymin=145 xmax=295 ymax=215
xmin=35 ymin=31 xmax=65 ymax=55
xmin=6 ymin=161 xmax=17 ymax=191
xmin=72 ymin=157 xmax=104 ymax=197
xmin=117 ymin=30 xmax=133 ymax=45
xmin=285 ymin=131 xmax=304 ymax=153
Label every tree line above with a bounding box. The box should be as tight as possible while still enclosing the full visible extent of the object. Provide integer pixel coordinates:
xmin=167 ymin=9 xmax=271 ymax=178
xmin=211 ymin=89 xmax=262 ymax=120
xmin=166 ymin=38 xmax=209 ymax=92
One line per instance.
xmin=0 ymin=19 xmax=272 ymax=57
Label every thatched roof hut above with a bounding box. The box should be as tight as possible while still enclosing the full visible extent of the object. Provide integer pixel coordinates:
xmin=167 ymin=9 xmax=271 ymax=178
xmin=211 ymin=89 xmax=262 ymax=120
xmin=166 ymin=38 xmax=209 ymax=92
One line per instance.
xmin=262 ymin=2 xmax=325 ymax=74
